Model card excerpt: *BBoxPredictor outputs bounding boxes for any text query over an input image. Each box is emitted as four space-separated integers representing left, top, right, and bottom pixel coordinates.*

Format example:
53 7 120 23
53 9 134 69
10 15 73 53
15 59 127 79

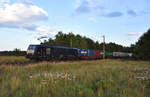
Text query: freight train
26 44 132 60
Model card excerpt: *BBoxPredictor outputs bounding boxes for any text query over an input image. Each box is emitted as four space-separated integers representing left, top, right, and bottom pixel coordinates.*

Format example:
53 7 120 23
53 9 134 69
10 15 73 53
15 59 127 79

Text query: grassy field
0 56 29 64
0 59 150 97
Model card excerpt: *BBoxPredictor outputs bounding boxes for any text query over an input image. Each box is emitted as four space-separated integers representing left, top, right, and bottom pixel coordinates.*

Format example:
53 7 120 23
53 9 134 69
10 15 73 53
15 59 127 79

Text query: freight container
88 50 94 56
94 50 100 57
78 49 88 56
105 51 113 57
100 51 113 57
128 53 133 57
120 52 128 57
113 52 121 57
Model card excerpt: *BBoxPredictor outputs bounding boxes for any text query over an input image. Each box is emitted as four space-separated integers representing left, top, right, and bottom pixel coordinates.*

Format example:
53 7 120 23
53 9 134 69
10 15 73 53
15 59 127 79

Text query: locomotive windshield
28 45 37 50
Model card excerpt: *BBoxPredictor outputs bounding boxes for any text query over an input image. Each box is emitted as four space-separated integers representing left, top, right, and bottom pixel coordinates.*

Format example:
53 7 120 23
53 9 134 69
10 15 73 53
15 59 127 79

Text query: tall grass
0 56 29 64
0 59 150 97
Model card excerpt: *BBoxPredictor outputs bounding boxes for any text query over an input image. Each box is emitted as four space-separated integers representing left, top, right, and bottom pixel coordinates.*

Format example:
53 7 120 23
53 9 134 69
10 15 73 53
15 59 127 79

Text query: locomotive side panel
51 47 78 60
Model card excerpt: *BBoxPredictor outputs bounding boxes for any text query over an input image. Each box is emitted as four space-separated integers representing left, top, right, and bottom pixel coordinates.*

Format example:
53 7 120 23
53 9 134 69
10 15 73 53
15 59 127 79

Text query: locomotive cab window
28 45 36 50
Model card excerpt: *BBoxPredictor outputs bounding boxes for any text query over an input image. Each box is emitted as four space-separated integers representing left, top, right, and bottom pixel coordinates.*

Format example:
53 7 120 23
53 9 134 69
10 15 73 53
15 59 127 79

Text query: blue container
88 50 94 56
78 49 88 56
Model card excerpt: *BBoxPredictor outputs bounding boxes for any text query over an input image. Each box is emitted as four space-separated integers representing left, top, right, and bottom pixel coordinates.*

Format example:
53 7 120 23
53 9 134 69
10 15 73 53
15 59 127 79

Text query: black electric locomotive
26 44 78 60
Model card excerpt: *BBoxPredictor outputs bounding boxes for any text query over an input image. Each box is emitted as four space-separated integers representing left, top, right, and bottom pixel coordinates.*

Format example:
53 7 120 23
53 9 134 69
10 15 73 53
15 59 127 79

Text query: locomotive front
26 45 37 59
26 44 52 60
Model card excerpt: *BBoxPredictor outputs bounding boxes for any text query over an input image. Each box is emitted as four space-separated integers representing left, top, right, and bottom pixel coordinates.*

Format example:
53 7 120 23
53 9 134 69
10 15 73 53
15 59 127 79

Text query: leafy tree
80 37 88 49
134 29 150 60
95 41 100 50
99 42 125 52
73 34 82 48
86 38 95 49
13 48 21 56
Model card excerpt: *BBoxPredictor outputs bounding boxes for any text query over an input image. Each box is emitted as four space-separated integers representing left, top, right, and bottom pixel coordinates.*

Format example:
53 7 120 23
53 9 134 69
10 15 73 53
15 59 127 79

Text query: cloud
36 26 61 37
88 17 97 22
0 0 10 7
104 12 123 18
127 10 137 16
74 0 123 18
75 0 91 13
35 26 73 39
74 0 149 17
127 32 142 37
0 0 9 3
74 0 103 14
0 3 48 30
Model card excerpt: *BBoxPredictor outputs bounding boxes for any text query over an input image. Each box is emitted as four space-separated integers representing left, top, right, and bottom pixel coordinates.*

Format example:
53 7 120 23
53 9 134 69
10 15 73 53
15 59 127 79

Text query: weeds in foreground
0 56 29 64
0 59 150 97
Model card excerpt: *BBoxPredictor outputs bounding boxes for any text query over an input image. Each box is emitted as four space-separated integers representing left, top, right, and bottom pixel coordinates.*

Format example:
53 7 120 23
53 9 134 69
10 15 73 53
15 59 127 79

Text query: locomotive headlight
27 50 35 55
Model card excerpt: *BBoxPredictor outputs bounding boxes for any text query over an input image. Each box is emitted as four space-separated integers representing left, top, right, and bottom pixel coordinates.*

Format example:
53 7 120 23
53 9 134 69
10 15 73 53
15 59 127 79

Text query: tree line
42 31 132 52
42 29 150 60
0 48 26 56
132 29 150 60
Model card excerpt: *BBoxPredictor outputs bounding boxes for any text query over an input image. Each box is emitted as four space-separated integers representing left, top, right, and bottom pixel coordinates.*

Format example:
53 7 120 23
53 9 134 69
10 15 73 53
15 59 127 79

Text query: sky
0 0 150 51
